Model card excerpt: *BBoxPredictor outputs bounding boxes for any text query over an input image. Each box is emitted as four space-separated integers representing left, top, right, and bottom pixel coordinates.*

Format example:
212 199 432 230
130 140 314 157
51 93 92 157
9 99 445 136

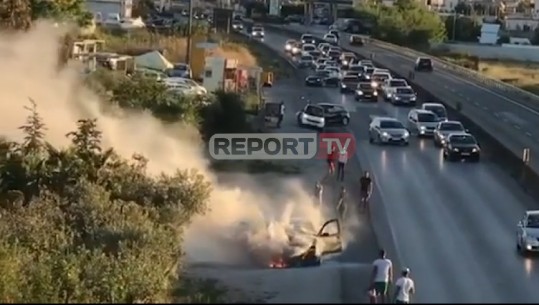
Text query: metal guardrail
262 22 539 111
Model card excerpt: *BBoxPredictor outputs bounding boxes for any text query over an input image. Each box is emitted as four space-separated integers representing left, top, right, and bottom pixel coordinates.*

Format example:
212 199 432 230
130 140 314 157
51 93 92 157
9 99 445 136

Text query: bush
355 0 446 47
199 91 253 141
0 101 212 302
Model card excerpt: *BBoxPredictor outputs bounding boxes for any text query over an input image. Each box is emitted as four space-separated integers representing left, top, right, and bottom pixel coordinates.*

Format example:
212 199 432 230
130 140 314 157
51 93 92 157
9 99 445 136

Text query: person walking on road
337 149 348 182
394 268 415 304
360 171 373 213
327 146 337 176
370 249 393 304
277 101 285 127
314 181 323 207
336 186 346 218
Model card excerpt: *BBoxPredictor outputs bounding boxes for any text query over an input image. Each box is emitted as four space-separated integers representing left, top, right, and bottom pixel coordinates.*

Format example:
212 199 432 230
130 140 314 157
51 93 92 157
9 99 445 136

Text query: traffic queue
284 30 481 163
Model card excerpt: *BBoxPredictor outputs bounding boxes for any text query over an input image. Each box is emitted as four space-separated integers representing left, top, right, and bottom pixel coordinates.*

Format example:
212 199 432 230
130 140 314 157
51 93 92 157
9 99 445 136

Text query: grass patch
227 33 295 79
433 51 539 95
211 160 301 174
173 278 228 303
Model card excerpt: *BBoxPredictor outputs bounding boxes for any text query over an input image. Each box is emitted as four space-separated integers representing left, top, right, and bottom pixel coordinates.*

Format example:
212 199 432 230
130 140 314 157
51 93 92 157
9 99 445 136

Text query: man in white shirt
336 150 348 181
277 101 285 127
370 249 393 303
394 268 415 304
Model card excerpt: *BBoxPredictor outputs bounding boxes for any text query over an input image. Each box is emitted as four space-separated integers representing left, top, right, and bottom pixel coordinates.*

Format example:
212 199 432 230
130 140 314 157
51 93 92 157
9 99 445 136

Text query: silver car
433 120 466 147
407 109 439 137
517 210 539 254
390 86 417 106
369 116 410 145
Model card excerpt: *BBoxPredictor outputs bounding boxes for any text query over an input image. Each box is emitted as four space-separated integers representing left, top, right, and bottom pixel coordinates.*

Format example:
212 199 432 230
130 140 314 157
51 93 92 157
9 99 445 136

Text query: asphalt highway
266 23 539 176
261 29 539 303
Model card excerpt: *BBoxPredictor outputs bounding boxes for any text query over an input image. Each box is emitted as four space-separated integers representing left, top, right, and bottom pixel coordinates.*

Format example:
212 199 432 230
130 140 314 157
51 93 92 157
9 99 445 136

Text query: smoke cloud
0 22 360 268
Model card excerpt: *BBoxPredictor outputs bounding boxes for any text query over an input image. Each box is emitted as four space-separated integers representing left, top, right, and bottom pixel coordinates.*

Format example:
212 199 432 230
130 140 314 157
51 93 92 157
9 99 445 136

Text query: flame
268 256 288 269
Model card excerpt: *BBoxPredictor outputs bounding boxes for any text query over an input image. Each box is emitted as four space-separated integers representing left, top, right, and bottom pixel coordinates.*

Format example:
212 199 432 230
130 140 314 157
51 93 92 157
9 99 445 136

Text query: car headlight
394 96 401 100
387 93 392 97
403 131 410 138
342 61 348 65
472 148 478 152
410 96 416 101
382 132 389 137
341 83 347 88
371 82 378 87
365 75 371 79
453 148 459 152
356 90 363 95
285 45 291 50
292 47 299 53
420 126 426 130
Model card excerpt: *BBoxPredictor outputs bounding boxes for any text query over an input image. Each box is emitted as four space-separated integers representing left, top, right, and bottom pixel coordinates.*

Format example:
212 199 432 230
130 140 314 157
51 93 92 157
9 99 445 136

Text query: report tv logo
209 133 356 160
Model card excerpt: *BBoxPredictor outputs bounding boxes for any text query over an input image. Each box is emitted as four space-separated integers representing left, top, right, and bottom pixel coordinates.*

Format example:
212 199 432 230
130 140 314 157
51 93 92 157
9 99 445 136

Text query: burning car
235 218 343 269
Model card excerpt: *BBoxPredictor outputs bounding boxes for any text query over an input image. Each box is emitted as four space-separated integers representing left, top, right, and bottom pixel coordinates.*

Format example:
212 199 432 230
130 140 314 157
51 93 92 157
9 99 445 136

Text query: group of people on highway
370 249 416 304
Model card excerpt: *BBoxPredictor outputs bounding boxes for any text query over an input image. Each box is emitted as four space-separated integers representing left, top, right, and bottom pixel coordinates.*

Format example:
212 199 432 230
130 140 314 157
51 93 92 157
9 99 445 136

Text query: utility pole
185 0 194 64
452 11 457 41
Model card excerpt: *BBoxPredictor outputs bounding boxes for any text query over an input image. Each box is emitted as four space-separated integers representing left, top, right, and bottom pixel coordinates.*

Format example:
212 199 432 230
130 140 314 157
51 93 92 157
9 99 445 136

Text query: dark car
301 34 316 45
415 57 433 72
349 35 365 46
315 70 339 87
443 133 481 162
355 82 377 101
305 75 323 87
340 75 360 93
318 103 351 126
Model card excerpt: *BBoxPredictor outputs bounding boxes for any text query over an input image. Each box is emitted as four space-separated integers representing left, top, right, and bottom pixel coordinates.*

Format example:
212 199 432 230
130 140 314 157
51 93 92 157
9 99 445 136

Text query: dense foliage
0 101 212 302
87 70 253 141
355 0 446 47
0 0 92 30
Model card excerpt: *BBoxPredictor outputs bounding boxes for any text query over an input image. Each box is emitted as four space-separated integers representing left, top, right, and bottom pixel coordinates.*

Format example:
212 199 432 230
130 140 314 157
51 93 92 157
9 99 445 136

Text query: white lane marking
482 106 488 111
514 125 521 130
493 113 499 118
502 118 509 122
526 132 532 137
474 102 480 106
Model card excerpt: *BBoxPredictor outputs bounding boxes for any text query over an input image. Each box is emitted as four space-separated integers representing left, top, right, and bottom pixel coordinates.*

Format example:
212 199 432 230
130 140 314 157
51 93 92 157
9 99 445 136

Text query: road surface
261 29 539 303
263 23 539 176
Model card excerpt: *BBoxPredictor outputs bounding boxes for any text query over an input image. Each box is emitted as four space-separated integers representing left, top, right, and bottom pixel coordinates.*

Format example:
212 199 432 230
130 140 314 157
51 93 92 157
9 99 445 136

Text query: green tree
0 102 214 302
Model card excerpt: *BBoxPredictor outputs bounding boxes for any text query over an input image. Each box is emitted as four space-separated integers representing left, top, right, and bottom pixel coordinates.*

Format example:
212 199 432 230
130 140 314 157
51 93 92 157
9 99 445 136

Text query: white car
369 116 410 145
517 210 539 254
421 103 448 122
251 26 264 37
324 34 338 44
285 39 296 52
371 71 392 89
302 44 317 53
407 109 440 136
381 78 408 100
297 104 325 128
297 54 314 68
359 60 374 67
163 77 207 95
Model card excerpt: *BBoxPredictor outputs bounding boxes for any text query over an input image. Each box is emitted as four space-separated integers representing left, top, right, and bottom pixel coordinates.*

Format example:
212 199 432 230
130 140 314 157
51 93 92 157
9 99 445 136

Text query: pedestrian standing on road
337 149 348 182
327 146 336 175
277 101 285 127
360 171 373 213
336 186 346 218
394 268 415 304
370 249 393 304
314 181 323 207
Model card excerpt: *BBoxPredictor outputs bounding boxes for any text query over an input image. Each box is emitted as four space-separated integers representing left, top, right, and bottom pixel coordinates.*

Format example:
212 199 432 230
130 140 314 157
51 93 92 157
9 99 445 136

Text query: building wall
86 0 133 21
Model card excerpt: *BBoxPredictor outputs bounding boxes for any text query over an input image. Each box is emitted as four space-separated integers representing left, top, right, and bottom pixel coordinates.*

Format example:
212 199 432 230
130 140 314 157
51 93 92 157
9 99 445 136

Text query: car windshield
253 27 263 31
301 56 313 61
365 68 375 74
304 45 315 51
173 64 188 71
440 122 463 131
305 106 323 116
396 88 414 94
316 71 330 77
343 76 358 82
417 113 438 122
233 21 241 25
359 83 372 89
373 74 389 81
390 80 407 87
380 120 404 129
527 215 539 228
329 51 340 57
349 66 363 72
425 106 446 117
450 135 476 145
302 35 314 40
419 59 432 66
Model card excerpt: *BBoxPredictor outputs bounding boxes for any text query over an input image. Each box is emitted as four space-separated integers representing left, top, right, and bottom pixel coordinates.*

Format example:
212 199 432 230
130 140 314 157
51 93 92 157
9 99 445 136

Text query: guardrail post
519 148 531 184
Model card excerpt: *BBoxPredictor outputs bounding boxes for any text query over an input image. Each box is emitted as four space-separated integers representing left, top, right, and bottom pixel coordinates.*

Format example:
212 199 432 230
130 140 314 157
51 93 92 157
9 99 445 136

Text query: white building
86 0 133 23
